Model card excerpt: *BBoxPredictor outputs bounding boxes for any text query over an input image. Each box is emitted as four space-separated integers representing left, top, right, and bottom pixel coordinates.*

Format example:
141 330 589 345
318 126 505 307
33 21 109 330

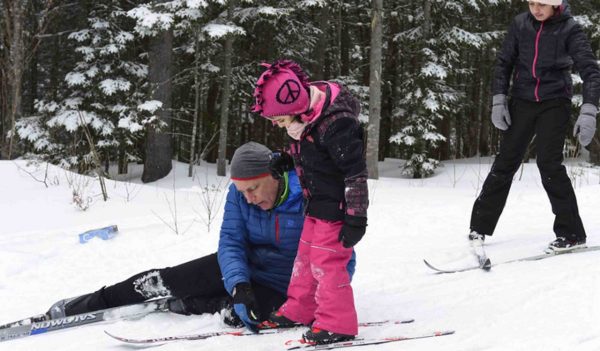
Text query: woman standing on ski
251 60 368 345
469 0 600 251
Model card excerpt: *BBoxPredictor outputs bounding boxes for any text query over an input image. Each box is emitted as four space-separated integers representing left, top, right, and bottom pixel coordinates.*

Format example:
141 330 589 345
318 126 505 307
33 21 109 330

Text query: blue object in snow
78 225 119 244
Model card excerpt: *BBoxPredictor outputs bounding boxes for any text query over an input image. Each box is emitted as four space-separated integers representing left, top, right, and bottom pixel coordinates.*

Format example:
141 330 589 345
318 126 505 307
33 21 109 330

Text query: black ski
285 330 455 350
423 258 490 274
0 297 170 342
104 318 415 345
424 245 600 274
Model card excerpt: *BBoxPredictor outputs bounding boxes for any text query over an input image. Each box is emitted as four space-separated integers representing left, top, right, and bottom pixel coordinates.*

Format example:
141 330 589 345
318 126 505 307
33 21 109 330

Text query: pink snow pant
279 215 358 336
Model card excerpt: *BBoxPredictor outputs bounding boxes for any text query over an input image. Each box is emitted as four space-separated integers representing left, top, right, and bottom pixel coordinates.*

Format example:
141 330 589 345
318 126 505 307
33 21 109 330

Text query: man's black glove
167 295 231 316
269 151 294 179
232 283 261 333
338 215 367 248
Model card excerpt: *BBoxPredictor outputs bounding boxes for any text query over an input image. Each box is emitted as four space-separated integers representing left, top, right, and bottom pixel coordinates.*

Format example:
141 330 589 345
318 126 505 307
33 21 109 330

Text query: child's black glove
338 215 367 248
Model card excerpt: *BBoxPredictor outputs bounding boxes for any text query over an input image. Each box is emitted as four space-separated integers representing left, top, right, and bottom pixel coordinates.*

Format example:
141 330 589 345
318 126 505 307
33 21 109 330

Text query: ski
0 314 50 331
0 297 170 342
423 259 488 274
424 245 600 274
104 318 415 345
285 330 455 350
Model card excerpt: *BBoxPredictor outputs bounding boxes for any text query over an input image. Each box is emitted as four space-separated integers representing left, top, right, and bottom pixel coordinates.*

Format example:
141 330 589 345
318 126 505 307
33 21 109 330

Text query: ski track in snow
1 159 599 350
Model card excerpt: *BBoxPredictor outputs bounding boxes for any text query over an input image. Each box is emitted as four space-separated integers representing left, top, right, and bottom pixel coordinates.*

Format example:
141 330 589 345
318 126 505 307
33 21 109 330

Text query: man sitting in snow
47 142 355 331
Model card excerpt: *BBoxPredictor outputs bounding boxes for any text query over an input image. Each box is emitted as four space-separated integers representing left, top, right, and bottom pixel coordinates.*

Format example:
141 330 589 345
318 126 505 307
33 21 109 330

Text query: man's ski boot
46 290 108 319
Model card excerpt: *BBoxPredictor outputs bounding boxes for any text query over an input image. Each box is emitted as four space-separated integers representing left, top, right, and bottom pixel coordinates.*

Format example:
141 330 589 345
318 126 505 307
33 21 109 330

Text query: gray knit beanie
230 142 273 180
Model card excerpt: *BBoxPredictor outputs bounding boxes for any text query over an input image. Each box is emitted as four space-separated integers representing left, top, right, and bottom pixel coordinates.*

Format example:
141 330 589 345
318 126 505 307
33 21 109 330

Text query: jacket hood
558 0 571 19
548 0 571 23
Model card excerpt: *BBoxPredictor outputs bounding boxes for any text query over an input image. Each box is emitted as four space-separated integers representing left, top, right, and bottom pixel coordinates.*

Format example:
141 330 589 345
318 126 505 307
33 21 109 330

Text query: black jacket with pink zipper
493 1 600 107
287 82 368 222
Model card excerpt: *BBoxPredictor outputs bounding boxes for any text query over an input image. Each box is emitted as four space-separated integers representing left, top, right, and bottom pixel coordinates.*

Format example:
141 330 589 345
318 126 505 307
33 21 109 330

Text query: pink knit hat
252 60 311 119
527 0 561 5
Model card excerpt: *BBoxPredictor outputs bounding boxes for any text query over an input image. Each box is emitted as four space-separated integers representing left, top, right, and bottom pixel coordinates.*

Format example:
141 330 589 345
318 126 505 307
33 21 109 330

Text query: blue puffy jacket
218 171 356 295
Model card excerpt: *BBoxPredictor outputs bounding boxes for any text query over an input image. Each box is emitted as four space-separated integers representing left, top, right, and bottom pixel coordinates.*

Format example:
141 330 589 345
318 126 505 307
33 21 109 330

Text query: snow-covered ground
1 157 599 351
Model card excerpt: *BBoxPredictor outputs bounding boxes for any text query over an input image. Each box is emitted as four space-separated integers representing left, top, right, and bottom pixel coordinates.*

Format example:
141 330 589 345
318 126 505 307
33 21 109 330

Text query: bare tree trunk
118 147 128 174
311 5 328 80
335 1 342 77
422 0 431 38
217 0 235 176
0 68 6 157
142 26 173 183
366 0 383 179
339 4 350 77
475 56 484 156
590 40 600 165
1 0 54 159
3 1 26 159
189 33 202 177
27 0 40 117
479 13 493 156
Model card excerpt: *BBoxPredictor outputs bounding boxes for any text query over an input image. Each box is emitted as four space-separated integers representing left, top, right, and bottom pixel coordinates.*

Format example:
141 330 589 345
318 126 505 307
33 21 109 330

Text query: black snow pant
66 253 286 321
470 97 586 242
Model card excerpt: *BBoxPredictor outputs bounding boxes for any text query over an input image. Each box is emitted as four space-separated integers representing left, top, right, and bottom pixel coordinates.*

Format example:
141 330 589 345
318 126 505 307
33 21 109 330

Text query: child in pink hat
251 60 368 345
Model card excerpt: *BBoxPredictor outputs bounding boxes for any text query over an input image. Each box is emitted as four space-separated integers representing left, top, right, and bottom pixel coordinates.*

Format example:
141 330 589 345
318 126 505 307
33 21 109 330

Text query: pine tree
15 0 153 173
389 0 495 178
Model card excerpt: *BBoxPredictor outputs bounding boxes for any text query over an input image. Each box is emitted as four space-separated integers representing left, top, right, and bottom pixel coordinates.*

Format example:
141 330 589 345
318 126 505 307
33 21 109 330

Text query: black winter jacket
493 2 600 106
288 82 368 222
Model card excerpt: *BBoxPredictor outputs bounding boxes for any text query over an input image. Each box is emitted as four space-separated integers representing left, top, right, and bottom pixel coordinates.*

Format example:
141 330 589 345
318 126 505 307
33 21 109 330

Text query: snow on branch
440 27 485 48
297 0 327 7
421 62 447 79
118 115 144 133
184 0 208 8
234 7 290 23
127 1 210 36
573 15 593 28
394 27 422 41
138 100 163 113
66 72 88 87
127 5 174 36
69 29 91 42
99 78 132 96
202 23 245 39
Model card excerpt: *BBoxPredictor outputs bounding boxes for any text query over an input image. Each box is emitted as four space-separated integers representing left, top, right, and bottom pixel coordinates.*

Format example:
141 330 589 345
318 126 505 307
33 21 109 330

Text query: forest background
2 0 600 183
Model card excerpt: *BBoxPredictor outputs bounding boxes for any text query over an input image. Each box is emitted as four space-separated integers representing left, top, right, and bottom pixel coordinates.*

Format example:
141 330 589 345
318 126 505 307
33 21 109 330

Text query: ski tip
104 330 118 339
423 259 437 270
104 330 130 343
104 330 123 340
423 259 462 274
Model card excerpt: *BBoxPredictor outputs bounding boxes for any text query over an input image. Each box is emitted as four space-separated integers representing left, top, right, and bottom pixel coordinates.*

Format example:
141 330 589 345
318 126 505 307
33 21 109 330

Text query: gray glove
573 103 598 147
491 94 511 131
